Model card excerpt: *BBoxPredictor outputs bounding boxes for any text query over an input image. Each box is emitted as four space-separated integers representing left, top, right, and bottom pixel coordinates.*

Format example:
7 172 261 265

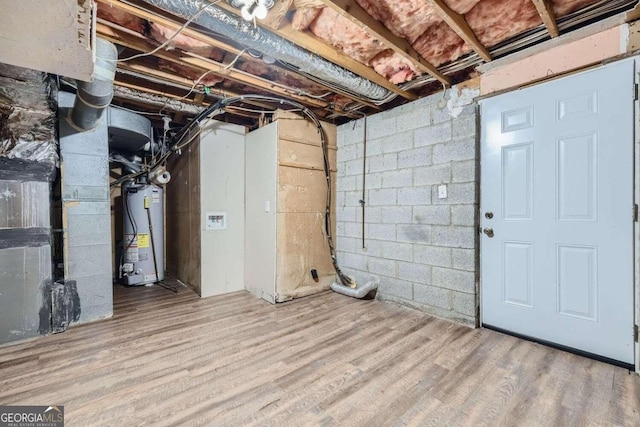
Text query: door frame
477 57 639 373
633 58 640 374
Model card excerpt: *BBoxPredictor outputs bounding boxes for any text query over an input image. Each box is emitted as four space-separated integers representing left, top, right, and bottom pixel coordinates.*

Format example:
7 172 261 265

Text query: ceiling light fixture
227 0 274 21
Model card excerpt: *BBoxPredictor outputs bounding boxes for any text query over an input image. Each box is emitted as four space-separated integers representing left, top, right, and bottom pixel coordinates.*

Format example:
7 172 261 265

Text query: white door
481 60 635 365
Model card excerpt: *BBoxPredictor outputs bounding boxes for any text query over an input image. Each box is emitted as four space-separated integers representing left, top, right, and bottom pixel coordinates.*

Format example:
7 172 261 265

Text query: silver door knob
483 227 494 238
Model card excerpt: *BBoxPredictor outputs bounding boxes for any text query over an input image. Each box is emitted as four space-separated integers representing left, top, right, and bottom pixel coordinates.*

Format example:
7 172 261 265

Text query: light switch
438 185 447 199
264 200 271 212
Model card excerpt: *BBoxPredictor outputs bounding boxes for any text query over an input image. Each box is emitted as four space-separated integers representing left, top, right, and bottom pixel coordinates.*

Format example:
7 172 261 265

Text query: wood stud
531 0 561 38
318 0 451 86
429 0 492 62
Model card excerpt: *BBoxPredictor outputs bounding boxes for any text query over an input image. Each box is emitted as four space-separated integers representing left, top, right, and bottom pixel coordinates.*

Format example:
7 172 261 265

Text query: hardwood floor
0 284 638 426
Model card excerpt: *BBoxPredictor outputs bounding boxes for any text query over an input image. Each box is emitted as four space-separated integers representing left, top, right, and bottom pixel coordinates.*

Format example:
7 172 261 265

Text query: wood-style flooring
0 285 638 426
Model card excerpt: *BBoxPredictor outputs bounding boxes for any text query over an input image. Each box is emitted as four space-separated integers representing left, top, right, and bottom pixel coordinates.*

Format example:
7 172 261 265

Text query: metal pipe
71 38 118 130
145 196 160 284
111 154 142 175
138 0 392 101
360 117 367 249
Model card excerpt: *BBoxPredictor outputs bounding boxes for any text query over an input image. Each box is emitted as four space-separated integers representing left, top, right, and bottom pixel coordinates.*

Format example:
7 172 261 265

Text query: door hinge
635 325 638 343
635 83 639 101
634 204 638 222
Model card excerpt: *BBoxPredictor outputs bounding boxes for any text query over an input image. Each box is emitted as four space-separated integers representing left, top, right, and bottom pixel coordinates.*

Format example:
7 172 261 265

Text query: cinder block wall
336 88 479 326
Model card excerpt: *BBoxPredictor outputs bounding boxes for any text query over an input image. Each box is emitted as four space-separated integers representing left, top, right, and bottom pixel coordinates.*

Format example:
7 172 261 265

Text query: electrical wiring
111 94 354 287
275 60 378 105
224 105 276 114
158 48 248 113
285 89 334 100
115 105 168 116
108 0 222 63
173 124 206 151
224 105 304 115
120 187 138 279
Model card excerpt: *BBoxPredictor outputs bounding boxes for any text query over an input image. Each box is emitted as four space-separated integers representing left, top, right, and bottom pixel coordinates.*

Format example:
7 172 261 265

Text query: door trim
633 58 640 374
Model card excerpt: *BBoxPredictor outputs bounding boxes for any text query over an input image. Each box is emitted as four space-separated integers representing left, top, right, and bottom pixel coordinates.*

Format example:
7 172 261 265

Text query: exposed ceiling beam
96 0 243 56
294 0 324 7
215 2 417 101
277 23 417 101
112 53 364 119
115 64 299 114
113 86 203 115
114 78 258 122
115 79 202 103
428 0 491 62
97 0 378 109
261 0 294 30
317 0 451 86
531 0 560 38
97 21 335 108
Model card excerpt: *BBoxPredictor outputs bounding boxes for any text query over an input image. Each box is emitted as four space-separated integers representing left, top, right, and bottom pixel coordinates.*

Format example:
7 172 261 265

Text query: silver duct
138 0 393 101
331 281 378 299
111 154 142 175
71 38 118 131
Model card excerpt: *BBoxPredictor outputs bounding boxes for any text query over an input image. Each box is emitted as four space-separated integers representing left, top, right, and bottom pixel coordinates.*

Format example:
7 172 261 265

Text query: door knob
483 227 494 238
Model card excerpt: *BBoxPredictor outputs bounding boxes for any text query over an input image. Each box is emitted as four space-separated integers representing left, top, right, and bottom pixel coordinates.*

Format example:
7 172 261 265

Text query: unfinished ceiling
94 0 638 126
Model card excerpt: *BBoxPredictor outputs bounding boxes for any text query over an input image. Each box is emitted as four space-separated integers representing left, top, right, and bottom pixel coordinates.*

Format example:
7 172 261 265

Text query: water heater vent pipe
70 38 117 131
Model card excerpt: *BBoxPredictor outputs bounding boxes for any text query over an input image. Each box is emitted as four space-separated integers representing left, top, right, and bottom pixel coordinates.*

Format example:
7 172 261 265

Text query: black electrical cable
121 186 138 279
111 94 354 287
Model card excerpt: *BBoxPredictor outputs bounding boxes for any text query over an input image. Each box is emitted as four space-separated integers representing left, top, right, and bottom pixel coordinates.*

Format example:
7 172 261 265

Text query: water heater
121 181 164 285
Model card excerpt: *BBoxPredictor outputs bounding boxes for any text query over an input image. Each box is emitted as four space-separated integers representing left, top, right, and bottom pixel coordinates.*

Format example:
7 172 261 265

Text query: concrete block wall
336 88 479 326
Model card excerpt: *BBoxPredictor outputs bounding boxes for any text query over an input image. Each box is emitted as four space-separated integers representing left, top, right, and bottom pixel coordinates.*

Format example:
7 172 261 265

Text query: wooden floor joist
531 0 560 38
96 0 385 110
429 0 492 62
0 285 638 425
318 0 451 86
214 2 418 101
96 22 335 109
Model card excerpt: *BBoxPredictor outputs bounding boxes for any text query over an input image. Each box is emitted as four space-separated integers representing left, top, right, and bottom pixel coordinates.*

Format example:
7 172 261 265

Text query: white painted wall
199 121 246 297
244 122 278 303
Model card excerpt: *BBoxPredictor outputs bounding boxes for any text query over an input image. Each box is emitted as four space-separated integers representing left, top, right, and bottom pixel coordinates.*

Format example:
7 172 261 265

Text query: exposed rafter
293 0 324 7
97 21 338 109
214 2 418 101
96 0 243 56
317 0 451 86
96 0 384 110
114 85 204 115
115 64 299 113
429 0 491 62
531 0 560 38
277 23 417 101
261 0 294 30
